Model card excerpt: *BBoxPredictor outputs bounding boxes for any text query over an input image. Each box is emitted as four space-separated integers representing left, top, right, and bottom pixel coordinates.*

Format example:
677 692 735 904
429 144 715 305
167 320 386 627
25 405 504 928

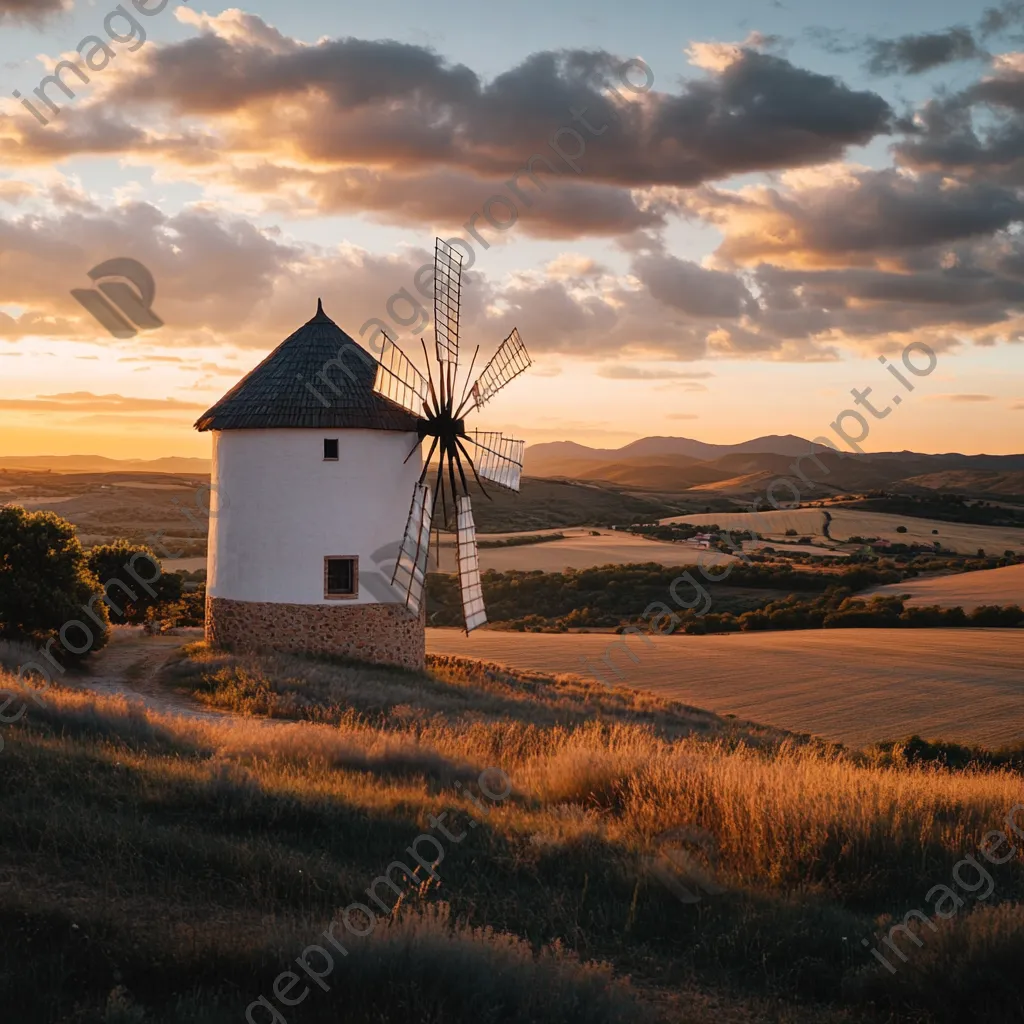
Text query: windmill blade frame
373 333 430 417
456 495 487 633
433 239 462 366
464 431 525 493
391 482 433 615
463 328 530 413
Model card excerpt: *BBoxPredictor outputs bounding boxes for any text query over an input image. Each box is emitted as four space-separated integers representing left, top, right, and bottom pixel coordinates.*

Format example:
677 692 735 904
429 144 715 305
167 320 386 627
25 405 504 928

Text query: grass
1 644 1023 1023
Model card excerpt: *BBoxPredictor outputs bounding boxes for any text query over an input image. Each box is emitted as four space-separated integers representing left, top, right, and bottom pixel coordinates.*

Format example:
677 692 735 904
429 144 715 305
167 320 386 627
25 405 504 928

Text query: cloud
866 28 985 75
684 168 1024 267
0 392 207 413
597 365 714 379
979 1 1024 37
632 253 757 318
928 392 996 402
895 55 1024 183
0 0 68 24
0 14 892 236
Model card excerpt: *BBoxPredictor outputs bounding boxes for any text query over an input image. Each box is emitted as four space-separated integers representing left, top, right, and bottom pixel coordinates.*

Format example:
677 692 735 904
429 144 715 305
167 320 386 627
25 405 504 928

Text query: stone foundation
206 596 425 670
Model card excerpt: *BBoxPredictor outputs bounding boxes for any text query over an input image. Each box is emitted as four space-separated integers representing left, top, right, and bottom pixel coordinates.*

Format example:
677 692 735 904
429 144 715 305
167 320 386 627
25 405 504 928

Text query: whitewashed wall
207 428 422 605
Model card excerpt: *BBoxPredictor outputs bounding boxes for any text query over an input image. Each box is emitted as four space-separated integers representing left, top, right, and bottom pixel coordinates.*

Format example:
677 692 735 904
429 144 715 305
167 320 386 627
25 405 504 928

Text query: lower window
324 556 358 599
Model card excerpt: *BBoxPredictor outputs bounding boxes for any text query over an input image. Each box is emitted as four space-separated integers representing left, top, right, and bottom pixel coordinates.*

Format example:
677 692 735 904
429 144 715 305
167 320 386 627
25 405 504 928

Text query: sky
0 0 1023 458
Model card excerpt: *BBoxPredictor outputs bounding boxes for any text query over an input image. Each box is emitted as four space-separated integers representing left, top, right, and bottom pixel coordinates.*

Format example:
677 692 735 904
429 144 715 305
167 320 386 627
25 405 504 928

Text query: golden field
426 627 1024 748
864 562 1024 611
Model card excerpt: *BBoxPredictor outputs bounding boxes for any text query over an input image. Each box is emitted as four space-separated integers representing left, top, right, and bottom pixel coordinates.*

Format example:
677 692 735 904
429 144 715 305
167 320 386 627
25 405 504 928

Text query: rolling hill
524 434 833 476
524 436 1024 499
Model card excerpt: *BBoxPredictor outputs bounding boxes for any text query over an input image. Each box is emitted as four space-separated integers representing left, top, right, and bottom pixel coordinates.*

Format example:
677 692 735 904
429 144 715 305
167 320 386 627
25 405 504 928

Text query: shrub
87 541 182 625
0 505 109 655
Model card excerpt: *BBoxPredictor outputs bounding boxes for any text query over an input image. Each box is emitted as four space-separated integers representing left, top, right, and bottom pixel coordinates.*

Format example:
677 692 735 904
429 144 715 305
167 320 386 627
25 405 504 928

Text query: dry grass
2 646 1023 1023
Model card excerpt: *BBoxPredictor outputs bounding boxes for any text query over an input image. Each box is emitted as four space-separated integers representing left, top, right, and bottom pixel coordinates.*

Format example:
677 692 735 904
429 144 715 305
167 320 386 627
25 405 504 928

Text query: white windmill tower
195 240 531 668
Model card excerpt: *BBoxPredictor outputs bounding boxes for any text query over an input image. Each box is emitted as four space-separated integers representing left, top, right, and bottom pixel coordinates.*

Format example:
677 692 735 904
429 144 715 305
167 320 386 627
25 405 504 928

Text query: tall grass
1 646 1022 1023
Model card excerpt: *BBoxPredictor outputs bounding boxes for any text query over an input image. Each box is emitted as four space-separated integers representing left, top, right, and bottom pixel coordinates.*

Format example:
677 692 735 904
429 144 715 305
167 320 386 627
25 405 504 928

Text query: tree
86 541 182 625
0 506 110 655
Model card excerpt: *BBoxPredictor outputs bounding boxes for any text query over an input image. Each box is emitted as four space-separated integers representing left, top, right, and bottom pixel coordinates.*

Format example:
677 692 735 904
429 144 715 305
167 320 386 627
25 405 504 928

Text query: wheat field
426 628 1024 748
863 563 1024 610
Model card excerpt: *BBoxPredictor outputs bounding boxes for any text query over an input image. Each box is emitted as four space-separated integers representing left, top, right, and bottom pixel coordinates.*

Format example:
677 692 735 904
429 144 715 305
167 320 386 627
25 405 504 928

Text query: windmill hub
416 413 466 440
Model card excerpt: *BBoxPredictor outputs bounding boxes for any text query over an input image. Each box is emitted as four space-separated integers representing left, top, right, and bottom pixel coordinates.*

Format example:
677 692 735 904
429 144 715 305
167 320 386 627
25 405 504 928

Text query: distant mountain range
526 434 836 467
0 455 211 474
523 435 1024 498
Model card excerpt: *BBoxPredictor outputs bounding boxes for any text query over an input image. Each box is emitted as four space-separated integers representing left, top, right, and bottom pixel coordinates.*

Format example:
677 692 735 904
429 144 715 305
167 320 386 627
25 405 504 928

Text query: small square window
323 438 339 461
324 556 357 599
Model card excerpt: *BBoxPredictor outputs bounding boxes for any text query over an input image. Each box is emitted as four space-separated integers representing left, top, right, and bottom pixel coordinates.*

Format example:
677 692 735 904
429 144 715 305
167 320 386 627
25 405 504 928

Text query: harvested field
425 627 1024 749
663 507 1024 555
742 540 848 558
863 563 1024 611
430 526 735 572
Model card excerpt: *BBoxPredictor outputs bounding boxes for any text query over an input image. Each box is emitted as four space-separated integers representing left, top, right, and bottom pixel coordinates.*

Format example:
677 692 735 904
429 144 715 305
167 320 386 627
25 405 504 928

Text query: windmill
372 239 532 632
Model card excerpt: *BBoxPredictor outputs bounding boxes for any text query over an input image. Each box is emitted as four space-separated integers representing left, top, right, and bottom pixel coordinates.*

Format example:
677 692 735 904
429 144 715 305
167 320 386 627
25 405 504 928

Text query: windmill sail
392 482 433 614
373 334 429 417
464 431 525 492
433 239 462 366
467 329 530 410
387 237 532 631
456 496 487 632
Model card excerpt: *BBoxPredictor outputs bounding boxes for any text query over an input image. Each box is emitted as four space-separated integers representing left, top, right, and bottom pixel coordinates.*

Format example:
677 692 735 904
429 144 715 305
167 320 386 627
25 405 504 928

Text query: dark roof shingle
195 301 420 433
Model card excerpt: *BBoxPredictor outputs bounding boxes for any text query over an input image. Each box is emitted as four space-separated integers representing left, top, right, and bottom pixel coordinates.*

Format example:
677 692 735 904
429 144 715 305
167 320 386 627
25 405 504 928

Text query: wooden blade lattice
464 431 525 493
373 333 430 416
391 482 433 615
434 240 462 366
467 329 530 411
456 495 487 632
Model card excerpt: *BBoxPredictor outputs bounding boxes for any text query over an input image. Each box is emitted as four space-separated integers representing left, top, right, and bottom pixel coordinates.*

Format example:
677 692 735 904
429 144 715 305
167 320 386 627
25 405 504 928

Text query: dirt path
69 627 224 721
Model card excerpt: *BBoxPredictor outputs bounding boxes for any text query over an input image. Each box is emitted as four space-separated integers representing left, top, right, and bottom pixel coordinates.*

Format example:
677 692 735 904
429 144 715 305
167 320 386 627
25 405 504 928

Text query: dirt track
69 627 221 720
427 627 1024 749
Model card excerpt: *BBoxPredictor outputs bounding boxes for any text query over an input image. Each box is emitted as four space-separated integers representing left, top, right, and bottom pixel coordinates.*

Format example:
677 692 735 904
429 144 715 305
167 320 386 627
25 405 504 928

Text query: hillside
465 477 684 531
901 470 1024 498
3 634 1023 1023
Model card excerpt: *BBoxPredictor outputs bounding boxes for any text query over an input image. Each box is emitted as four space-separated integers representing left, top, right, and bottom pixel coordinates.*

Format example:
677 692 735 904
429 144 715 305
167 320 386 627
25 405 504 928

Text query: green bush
0 505 109 655
87 542 182 625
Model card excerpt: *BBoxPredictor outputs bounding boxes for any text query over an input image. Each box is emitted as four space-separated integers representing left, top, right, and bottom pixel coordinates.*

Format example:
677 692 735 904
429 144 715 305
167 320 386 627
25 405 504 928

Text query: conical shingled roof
195 301 421 433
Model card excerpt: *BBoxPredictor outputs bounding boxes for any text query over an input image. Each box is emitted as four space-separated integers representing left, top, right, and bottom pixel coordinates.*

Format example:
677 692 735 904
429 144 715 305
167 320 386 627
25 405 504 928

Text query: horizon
4 428 1024 463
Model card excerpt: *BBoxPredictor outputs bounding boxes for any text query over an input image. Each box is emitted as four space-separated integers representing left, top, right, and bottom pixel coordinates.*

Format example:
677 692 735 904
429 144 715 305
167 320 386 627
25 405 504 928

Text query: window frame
323 438 340 461
324 556 359 600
